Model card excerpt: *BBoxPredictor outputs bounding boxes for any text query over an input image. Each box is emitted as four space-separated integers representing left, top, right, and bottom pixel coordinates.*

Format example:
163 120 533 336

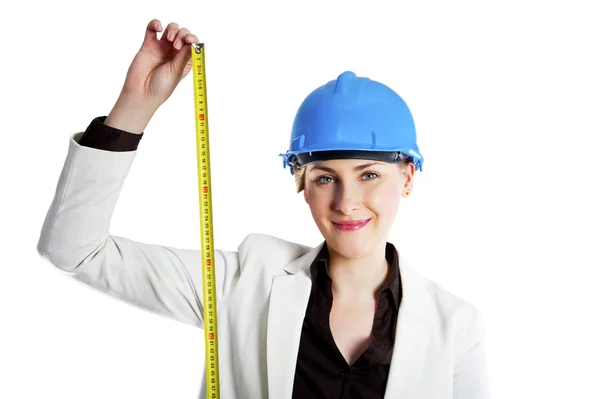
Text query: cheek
305 187 332 217
369 182 402 215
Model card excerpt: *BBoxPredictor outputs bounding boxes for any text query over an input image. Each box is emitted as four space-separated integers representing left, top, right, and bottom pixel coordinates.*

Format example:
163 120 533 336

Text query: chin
322 223 380 260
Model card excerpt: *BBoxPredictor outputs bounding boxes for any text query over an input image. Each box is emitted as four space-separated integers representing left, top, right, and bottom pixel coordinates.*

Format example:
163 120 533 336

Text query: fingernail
168 32 175 41
174 40 182 49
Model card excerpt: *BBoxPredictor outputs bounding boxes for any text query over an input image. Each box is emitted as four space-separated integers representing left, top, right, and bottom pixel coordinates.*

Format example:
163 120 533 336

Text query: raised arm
36 19 243 328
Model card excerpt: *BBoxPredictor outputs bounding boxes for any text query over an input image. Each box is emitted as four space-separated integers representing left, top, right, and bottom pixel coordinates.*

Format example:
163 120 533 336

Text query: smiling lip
332 218 372 231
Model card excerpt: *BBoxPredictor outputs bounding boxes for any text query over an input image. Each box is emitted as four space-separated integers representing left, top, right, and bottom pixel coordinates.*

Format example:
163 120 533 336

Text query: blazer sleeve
36 129 246 328
453 305 493 399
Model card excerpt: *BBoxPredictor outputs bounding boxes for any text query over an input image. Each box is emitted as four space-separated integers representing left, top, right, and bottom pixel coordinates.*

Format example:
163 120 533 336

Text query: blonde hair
293 163 307 193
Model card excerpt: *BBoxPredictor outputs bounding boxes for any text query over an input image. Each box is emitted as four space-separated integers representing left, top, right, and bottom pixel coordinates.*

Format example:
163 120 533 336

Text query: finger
144 19 163 42
183 34 199 44
173 27 191 50
161 22 180 42
173 42 193 76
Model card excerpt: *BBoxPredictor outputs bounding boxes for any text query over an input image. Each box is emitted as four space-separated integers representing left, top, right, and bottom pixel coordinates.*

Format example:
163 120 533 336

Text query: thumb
172 43 193 77
179 60 193 83
143 19 163 44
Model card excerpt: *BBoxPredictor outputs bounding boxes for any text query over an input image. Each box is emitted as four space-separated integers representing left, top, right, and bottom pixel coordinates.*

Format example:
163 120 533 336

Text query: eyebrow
309 162 383 173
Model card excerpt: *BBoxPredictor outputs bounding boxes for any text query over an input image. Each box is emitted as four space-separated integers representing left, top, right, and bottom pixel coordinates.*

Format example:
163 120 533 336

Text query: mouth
332 218 372 231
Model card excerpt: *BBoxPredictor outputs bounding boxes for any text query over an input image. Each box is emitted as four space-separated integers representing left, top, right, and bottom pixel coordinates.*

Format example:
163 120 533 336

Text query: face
303 158 414 260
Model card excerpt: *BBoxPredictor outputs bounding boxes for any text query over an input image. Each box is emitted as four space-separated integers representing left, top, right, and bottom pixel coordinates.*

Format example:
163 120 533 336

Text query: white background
2 0 599 398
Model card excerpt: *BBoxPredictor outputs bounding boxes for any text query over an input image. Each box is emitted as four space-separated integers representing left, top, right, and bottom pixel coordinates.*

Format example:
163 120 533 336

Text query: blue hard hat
279 71 423 174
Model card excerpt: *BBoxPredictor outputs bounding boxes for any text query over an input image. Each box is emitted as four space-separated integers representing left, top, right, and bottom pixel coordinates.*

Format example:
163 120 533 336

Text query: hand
121 19 199 107
104 19 200 133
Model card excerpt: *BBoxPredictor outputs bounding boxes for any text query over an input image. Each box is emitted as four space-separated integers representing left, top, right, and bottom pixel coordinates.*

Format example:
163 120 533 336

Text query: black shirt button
340 372 350 381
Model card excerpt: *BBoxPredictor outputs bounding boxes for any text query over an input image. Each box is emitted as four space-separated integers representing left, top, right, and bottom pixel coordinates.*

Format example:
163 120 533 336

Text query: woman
36 19 491 399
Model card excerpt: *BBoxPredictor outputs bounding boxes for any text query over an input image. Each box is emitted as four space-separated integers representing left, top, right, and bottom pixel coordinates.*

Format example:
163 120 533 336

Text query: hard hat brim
280 148 423 174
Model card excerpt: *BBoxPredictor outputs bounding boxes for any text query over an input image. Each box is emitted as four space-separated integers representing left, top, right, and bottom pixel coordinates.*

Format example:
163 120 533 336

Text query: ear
400 162 415 196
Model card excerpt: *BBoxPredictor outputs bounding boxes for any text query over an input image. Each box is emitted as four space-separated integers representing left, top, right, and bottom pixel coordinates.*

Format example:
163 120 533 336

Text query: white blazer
37 132 492 399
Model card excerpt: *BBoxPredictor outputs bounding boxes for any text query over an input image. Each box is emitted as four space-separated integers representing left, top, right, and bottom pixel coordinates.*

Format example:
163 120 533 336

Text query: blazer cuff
77 116 144 151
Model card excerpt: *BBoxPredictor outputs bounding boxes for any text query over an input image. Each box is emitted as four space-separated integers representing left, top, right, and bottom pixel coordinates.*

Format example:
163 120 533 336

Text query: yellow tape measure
191 43 220 399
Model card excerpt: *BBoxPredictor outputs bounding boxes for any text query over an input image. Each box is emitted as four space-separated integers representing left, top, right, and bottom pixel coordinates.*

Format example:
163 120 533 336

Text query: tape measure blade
192 42 220 399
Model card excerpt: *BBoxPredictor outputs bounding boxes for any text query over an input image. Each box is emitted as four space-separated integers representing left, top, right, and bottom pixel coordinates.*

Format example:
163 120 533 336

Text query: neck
327 242 390 302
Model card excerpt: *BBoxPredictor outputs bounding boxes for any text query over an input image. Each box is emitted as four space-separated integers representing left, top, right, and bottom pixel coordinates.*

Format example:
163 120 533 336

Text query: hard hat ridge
333 70 355 95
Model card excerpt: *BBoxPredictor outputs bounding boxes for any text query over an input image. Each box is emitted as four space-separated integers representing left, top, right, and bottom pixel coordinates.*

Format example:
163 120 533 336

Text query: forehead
308 159 389 172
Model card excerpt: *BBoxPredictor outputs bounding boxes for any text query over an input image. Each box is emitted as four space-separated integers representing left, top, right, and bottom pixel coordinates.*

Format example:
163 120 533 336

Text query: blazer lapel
264 243 435 398
384 253 436 398
266 243 324 399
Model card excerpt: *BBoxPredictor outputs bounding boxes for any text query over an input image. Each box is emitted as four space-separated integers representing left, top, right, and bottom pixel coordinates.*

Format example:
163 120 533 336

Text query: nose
333 182 361 215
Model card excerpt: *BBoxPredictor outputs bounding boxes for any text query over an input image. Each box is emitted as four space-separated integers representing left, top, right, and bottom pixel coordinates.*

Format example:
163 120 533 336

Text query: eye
362 171 380 180
315 175 335 185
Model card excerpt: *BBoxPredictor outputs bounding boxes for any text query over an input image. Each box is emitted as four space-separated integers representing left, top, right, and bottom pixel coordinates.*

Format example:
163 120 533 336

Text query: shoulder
398 253 486 346
433 279 484 326
235 233 314 270
399 254 484 322
427 278 483 319
420 274 487 350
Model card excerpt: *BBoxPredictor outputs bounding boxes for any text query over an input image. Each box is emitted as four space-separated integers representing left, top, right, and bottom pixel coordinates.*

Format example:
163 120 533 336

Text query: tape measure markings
191 42 220 399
